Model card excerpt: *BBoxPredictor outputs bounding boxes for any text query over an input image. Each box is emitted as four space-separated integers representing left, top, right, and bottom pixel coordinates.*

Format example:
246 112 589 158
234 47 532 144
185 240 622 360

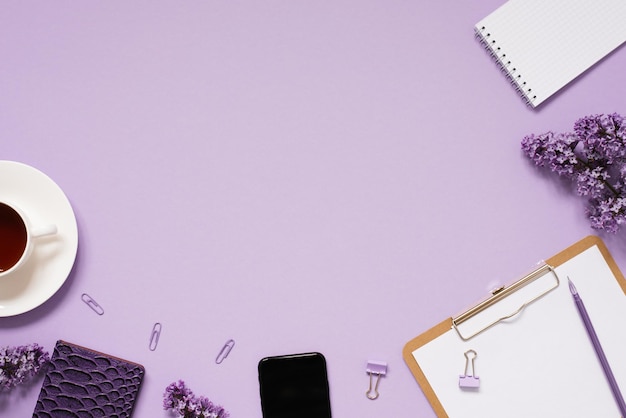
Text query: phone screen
258 352 332 418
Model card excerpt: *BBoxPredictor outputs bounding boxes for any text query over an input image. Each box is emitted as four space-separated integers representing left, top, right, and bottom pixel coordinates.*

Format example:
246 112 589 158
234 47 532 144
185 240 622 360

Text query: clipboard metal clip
452 263 560 341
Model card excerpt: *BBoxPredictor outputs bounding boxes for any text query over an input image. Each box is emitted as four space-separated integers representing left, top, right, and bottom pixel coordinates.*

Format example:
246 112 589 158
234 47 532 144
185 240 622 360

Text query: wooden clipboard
402 235 626 417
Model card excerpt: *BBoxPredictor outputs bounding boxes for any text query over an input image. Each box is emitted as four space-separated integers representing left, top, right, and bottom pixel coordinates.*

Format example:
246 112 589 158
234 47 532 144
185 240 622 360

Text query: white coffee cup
0 200 57 278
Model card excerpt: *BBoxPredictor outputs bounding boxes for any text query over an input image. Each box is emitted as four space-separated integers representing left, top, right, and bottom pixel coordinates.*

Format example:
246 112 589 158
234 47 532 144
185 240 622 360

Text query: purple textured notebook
33 340 145 418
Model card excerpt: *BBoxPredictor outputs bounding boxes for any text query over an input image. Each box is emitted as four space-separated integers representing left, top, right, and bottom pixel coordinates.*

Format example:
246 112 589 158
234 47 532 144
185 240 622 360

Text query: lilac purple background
2 1 626 417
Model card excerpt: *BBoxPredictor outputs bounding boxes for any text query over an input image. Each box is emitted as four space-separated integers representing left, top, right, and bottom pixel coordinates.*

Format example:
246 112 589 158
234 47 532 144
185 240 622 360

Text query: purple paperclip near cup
81 293 104 316
459 349 480 389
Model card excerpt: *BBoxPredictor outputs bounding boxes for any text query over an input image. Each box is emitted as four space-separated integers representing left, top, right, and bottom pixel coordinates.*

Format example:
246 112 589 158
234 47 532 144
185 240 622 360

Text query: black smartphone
258 352 332 418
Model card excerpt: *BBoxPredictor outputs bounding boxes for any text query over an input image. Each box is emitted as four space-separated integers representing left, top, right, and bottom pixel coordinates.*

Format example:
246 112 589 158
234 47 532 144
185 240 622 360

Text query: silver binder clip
81 293 104 315
459 350 480 389
149 322 162 351
365 361 387 400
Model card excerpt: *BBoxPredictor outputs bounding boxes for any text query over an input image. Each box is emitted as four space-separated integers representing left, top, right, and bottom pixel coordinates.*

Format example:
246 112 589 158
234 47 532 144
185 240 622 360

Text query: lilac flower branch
0 344 50 391
521 113 626 233
163 380 229 418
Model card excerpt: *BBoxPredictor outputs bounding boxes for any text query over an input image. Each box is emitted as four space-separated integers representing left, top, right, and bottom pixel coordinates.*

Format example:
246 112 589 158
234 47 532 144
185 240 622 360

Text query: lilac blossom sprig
0 344 50 391
163 380 229 418
521 113 626 233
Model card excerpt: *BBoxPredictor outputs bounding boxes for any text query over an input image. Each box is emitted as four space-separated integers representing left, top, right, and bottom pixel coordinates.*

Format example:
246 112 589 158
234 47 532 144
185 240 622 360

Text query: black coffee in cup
0 202 28 272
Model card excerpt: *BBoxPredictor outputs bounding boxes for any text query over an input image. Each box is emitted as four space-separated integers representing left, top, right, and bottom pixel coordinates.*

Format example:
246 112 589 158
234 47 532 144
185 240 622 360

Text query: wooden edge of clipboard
402 317 452 417
546 235 626 289
401 235 626 418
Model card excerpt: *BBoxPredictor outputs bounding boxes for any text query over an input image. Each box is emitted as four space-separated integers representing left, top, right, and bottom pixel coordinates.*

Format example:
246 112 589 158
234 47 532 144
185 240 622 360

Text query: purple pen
568 278 626 416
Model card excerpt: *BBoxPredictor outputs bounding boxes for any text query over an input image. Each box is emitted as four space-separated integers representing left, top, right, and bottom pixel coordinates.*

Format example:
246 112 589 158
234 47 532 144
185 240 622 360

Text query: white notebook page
475 0 626 107
412 245 626 417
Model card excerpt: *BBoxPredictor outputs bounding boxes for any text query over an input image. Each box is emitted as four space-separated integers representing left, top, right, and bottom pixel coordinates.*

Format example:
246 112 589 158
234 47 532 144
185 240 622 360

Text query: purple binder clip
459 350 480 389
366 361 387 400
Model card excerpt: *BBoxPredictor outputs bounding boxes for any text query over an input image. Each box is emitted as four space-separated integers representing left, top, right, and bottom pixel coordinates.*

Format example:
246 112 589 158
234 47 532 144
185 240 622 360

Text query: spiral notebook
403 236 626 417
475 0 626 107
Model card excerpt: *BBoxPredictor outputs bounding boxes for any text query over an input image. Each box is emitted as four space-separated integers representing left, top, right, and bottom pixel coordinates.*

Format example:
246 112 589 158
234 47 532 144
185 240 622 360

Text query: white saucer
0 161 78 317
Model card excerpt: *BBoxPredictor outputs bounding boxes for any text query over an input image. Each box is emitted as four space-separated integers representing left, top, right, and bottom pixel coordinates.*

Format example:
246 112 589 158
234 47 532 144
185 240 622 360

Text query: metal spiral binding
474 26 537 106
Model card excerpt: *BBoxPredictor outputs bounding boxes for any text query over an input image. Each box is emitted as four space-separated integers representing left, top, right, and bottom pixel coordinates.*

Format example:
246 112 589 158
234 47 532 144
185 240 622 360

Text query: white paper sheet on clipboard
403 236 626 417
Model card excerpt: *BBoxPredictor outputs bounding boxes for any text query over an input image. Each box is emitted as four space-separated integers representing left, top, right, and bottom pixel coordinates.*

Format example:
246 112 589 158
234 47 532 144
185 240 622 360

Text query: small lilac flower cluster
522 113 626 232
163 380 229 418
0 344 49 390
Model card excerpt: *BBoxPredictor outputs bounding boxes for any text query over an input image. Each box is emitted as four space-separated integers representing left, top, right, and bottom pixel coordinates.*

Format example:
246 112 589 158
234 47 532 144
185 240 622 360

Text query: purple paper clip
81 293 104 316
365 361 387 400
459 350 480 389
149 323 162 351
215 339 235 364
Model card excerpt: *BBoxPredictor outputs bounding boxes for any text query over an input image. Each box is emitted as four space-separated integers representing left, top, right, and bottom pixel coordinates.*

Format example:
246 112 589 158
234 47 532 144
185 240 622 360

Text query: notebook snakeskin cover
33 340 145 417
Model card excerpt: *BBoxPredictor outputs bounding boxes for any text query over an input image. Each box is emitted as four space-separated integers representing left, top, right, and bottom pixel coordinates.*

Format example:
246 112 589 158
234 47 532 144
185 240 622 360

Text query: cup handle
31 225 58 238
